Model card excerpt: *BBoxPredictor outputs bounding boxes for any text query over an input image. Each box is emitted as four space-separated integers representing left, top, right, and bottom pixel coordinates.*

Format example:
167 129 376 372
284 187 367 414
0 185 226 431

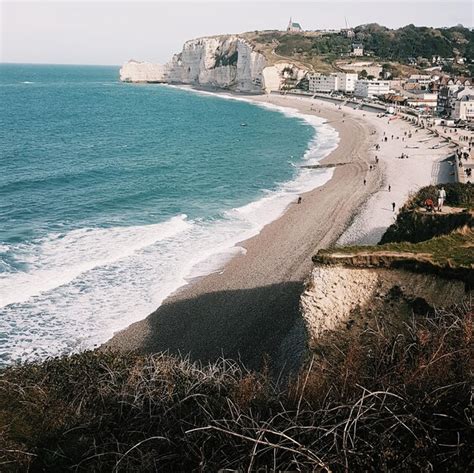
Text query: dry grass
0 302 472 472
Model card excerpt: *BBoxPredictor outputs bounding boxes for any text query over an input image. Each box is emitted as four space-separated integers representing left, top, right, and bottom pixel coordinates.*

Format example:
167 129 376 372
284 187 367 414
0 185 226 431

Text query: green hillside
243 24 474 76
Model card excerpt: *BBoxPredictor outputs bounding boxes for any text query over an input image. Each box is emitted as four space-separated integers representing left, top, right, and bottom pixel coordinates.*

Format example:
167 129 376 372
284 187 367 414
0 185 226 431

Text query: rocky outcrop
120 36 307 93
119 60 169 83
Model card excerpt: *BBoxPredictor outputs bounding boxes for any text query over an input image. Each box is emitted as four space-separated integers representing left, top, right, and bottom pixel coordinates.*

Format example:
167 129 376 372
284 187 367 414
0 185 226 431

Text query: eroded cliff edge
119 35 306 93
301 183 473 350
301 253 472 349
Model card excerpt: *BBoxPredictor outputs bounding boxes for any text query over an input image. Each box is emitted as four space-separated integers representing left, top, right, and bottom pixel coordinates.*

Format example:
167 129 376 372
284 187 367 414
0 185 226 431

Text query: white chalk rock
119 36 308 93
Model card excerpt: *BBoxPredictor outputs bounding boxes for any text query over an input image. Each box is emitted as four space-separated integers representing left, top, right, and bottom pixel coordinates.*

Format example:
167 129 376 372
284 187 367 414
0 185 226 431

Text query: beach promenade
105 93 452 372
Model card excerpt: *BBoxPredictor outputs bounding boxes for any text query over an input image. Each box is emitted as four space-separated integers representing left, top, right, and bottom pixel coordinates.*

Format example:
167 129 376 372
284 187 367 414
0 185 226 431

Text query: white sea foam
0 89 339 365
0 215 190 308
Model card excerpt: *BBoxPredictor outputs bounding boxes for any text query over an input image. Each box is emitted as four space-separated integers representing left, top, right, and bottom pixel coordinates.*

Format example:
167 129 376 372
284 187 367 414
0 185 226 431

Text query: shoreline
104 92 451 372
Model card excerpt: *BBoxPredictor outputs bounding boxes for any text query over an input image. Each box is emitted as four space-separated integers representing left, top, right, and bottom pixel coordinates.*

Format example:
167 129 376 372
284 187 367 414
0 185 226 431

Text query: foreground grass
0 304 472 472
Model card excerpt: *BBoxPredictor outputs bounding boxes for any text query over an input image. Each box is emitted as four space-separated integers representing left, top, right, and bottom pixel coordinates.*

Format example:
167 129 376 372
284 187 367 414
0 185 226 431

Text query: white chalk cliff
120 35 306 93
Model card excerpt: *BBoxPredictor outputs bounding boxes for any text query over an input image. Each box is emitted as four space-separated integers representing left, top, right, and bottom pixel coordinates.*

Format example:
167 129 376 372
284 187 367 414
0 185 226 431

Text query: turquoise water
0 64 337 364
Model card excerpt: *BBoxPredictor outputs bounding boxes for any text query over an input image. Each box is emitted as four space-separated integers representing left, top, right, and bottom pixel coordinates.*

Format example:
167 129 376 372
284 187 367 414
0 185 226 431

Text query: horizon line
0 61 121 67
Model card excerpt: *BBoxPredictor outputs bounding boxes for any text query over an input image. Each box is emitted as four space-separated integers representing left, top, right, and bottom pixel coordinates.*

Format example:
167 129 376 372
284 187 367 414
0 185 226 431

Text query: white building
287 18 303 33
406 93 438 109
407 74 432 85
352 43 364 56
453 95 474 121
354 79 390 98
308 73 338 93
338 73 358 92
308 73 358 93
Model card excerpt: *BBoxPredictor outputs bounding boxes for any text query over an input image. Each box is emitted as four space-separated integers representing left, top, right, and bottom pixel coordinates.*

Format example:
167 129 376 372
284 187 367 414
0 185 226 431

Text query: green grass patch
325 228 474 268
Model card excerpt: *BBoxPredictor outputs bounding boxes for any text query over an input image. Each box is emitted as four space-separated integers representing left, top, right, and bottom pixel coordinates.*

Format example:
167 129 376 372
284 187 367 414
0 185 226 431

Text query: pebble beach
105 92 453 371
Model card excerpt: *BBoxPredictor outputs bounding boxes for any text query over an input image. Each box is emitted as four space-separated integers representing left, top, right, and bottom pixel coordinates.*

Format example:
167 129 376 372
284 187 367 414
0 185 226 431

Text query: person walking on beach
388 185 391 192
363 179 367 186
297 196 302 204
392 202 396 212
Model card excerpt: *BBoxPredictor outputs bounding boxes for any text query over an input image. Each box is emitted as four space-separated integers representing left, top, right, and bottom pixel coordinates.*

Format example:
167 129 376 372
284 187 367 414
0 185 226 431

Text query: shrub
406 182 473 210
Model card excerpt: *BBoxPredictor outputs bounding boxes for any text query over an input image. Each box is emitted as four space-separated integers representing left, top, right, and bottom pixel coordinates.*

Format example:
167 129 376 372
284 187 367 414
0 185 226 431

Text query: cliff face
301 262 470 349
120 35 306 93
119 60 169 83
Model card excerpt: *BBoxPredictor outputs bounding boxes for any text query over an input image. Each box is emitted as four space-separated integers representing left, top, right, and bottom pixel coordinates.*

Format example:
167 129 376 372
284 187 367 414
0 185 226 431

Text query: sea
0 64 338 365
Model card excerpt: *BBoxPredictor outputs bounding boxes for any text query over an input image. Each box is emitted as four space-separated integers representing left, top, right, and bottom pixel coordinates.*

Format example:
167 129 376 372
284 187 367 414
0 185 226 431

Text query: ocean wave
0 89 340 365
0 215 190 309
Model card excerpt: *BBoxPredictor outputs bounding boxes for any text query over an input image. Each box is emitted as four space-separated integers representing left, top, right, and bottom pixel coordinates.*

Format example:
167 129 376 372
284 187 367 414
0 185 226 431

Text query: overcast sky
1 1 472 65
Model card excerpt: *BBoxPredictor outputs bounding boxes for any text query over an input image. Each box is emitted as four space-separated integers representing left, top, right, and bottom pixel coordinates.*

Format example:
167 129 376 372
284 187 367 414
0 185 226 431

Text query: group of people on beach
455 148 472 179
457 148 471 160
458 134 472 144
382 131 413 142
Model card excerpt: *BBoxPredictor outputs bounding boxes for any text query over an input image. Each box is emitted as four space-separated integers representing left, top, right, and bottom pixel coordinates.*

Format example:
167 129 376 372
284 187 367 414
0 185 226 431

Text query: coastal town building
340 28 355 38
439 76 472 87
286 18 303 33
407 74 433 86
352 43 364 56
452 95 474 121
437 84 474 117
406 92 438 109
337 73 358 92
425 66 443 73
354 79 390 98
308 73 338 93
381 93 408 106
437 86 453 117
308 72 358 94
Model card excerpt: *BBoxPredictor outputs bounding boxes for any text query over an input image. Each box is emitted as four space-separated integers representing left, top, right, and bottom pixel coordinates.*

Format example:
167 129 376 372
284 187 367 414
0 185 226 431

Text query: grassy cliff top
316 184 473 288
318 227 474 269
239 23 474 75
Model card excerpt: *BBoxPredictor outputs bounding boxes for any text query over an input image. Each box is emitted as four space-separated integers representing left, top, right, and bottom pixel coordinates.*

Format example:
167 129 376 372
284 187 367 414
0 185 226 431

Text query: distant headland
120 23 473 98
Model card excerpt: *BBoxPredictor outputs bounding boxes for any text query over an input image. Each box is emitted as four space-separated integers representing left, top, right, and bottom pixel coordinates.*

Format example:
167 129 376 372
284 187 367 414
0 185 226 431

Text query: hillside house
352 43 364 56
453 95 474 121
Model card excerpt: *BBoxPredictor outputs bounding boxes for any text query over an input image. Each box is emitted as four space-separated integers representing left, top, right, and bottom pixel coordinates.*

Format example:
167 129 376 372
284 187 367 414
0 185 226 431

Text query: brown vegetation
0 303 472 472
